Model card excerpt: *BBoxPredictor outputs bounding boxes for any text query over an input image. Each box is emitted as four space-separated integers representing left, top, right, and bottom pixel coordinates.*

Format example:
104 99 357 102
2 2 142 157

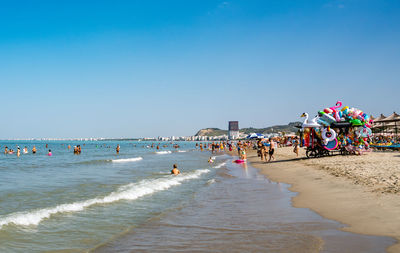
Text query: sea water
0 141 394 252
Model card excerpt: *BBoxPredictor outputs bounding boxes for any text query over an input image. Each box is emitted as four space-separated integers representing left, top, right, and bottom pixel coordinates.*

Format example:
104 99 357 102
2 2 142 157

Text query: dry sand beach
246 147 400 253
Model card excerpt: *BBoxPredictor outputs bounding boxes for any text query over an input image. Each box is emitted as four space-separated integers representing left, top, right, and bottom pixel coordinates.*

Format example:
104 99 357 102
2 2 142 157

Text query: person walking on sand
268 138 275 162
293 137 299 157
171 164 180 175
116 144 120 154
260 142 268 161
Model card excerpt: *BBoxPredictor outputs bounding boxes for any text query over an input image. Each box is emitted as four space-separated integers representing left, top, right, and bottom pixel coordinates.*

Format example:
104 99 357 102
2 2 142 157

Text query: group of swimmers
73 145 82 155
4 146 36 156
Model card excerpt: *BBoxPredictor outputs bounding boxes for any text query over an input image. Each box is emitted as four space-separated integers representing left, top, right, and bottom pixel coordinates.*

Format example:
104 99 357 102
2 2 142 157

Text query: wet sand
248 147 400 252
93 156 393 253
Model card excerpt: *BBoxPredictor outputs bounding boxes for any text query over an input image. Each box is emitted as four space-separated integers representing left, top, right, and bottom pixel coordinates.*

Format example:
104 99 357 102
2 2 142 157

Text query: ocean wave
213 162 227 169
155 151 172 154
206 179 216 185
111 157 143 163
0 169 210 229
177 150 187 153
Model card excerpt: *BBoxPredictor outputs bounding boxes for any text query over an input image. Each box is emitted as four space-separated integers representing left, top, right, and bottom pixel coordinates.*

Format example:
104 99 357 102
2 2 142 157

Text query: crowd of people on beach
371 135 400 148
2 135 398 178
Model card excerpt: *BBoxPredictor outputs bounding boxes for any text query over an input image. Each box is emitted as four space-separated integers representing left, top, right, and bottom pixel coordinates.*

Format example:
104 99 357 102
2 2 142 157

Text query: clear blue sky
1 0 399 138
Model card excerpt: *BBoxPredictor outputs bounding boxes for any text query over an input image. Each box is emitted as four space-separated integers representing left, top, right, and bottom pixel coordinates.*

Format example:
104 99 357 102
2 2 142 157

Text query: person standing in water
171 164 180 175
48 149 52 156
4 146 8 154
17 147 21 157
116 144 120 154
32 145 37 154
23 146 28 154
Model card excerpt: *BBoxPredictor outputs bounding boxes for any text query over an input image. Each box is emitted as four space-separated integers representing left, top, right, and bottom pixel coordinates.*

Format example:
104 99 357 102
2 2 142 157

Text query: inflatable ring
355 127 372 138
321 128 336 142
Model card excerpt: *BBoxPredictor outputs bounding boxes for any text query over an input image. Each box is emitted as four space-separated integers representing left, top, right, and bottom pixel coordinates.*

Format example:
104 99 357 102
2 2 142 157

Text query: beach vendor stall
300 101 373 158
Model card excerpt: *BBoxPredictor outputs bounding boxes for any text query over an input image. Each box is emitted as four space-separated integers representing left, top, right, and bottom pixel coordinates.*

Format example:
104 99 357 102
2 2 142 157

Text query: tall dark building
228 121 239 140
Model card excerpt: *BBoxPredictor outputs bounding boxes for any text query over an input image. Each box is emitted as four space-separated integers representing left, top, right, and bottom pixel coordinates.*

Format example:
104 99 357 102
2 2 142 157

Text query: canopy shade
380 112 400 123
246 133 265 139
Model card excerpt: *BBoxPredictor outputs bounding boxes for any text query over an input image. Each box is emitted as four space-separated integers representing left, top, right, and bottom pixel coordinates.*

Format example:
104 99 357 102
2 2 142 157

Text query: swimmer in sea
208 157 214 163
171 164 180 175
32 146 37 154
116 144 120 154
48 149 52 156
17 147 20 157
4 146 8 154
23 146 28 154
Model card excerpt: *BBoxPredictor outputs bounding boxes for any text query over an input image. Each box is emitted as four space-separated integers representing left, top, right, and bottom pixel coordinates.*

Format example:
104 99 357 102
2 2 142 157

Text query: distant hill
195 128 228 137
195 122 301 136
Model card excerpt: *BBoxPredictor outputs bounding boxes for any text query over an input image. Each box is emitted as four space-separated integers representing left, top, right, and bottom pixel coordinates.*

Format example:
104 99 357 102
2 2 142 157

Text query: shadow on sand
251 157 308 165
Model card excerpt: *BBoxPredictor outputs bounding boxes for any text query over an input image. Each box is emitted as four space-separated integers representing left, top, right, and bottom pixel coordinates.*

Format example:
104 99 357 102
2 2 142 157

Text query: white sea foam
213 162 227 169
111 157 143 163
155 151 172 154
206 179 216 185
177 150 187 153
0 169 210 229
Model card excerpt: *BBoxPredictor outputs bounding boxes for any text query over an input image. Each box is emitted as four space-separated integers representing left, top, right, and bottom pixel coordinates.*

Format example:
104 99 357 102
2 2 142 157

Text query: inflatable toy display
301 101 372 157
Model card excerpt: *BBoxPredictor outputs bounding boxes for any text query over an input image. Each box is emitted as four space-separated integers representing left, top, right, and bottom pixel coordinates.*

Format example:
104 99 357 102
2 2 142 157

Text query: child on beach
293 137 299 157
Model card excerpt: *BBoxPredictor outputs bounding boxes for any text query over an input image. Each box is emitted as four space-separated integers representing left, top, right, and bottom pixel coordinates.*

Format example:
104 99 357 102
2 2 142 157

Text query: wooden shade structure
372 112 400 137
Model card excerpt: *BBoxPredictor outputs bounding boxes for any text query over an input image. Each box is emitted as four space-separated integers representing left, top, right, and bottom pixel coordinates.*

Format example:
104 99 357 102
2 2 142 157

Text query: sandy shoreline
244 147 400 253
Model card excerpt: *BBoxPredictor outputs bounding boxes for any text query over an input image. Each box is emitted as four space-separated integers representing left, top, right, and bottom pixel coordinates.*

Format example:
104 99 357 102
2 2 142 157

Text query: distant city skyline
1 0 399 139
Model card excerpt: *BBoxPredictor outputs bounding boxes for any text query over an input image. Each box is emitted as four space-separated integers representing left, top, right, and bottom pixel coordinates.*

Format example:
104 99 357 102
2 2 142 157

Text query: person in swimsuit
17 147 21 157
293 137 299 157
268 138 275 162
116 144 120 154
4 146 8 154
48 149 52 156
240 148 247 160
32 146 37 154
171 164 180 175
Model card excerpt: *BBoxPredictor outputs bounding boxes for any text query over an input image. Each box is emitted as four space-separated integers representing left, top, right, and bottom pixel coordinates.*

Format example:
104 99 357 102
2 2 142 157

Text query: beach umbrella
247 133 265 139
